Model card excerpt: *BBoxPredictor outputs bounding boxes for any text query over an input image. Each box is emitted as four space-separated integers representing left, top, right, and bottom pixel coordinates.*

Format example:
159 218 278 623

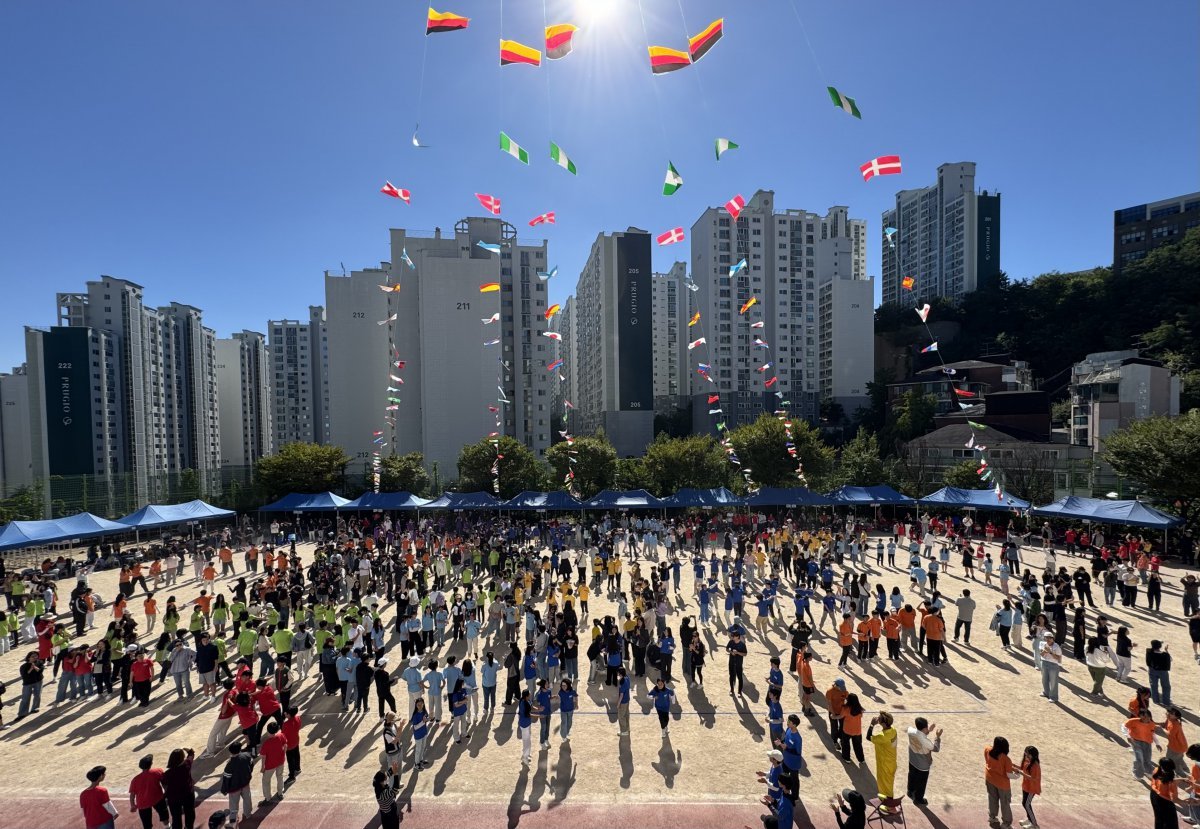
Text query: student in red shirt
233 691 261 755
253 678 282 741
984 737 1016 829
80 766 118 829
130 650 155 707
1018 746 1041 829
281 706 303 781
259 721 288 803
203 680 238 758
128 754 168 829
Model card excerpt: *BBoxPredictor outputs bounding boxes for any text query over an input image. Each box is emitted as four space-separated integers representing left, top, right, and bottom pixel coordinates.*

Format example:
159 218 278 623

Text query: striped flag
688 312 701 327
500 132 529 164
380 182 410 203
545 24 578 59
500 39 542 66
547 358 564 372
739 297 757 314
479 282 500 293
477 241 501 255
827 86 861 118
729 258 747 277
921 342 938 353
725 193 746 218
663 161 683 195
549 141 577 174
648 45 690 74
688 18 723 62
656 227 685 246
688 337 706 350
715 137 739 161
475 193 501 214
544 304 561 320
860 155 902 181
427 8 469 34
529 212 556 226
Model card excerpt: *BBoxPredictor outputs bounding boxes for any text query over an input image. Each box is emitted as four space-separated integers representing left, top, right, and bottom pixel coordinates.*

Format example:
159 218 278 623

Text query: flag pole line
634 0 674 155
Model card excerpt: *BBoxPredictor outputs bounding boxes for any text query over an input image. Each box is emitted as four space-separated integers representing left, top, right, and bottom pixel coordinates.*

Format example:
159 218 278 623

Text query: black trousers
286 746 301 777
907 764 930 802
504 675 520 705
728 665 744 694
139 801 169 829
167 797 195 829
954 620 972 642
839 732 864 762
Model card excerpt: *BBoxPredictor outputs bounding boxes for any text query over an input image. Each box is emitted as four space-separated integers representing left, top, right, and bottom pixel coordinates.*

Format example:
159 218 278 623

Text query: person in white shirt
906 717 942 805
1038 632 1063 702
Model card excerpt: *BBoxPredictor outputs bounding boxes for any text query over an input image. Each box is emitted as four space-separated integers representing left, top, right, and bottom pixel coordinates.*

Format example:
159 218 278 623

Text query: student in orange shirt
1125 708 1159 779
883 611 901 660
1162 707 1189 774
855 615 871 661
984 737 1017 829
837 614 855 667
796 649 817 716
897 605 918 654
144 595 158 633
1149 758 1183 829
923 609 947 666
202 563 217 593
1018 745 1041 829
840 693 866 763
867 611 883 659
219 546 235 576
826 678 848 742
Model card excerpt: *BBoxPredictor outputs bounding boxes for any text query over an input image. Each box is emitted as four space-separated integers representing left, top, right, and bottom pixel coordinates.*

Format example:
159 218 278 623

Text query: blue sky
1 0 1197 369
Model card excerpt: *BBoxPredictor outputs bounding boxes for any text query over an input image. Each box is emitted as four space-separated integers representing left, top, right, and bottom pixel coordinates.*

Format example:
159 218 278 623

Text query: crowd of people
0 508 1195 829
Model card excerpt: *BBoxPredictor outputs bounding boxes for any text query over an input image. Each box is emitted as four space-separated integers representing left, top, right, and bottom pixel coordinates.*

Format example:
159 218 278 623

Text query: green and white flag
826 86 861 118
663 161 683 196
549 141 577 175
500 131 529 164
715 137 739 161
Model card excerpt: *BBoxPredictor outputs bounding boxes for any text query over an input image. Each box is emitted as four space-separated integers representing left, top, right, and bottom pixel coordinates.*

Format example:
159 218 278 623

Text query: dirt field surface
0 535 1193 829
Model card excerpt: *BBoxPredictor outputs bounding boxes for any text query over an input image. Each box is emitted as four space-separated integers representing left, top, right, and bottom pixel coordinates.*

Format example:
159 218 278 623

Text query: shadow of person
650 735 682 788
548 742 577 807
432 737 466 796
506 765 530 829
619 733 634 789
686 683 716 729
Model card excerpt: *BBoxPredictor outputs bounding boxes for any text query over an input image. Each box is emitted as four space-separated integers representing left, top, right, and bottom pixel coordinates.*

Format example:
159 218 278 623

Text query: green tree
729 414 835 490
836 428 899 488
457 436 549 499
1104 410 1200 529
820 398 847 426
378 452 430 496
255 442 352 501
614 457 655 492
546 435 617 499
885 390 938 449
641 433 730 494
0 481 45 522
653 403 693 439
853 368 895 436
1050 399 1071 427
941 459 983 490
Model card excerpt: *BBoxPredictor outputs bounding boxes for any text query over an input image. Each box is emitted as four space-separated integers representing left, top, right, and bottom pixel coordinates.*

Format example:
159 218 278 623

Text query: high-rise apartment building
327 218 553 479
31 278 222 504
1113 192 1200 274
215 331 274 466
651 262 690 416
570 229 655 456
880 162 1001 305
0 365 33 493
689 192 872 429
267 306 329 448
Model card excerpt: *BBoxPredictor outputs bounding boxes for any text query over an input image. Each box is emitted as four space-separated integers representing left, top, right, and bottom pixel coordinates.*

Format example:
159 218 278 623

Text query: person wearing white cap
757 749 784 807
1038 631 1063 702
401 657 424 714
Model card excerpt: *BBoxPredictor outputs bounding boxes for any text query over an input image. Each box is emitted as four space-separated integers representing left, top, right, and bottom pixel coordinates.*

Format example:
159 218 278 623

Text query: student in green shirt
272 626 294 666
187 608 205 636
237 625 257 658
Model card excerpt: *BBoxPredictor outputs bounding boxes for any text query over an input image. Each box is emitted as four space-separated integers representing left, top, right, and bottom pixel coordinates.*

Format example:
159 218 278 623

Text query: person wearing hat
401 656 424 713
757 750 784 808
80 766 118 829
1038 631 1063 702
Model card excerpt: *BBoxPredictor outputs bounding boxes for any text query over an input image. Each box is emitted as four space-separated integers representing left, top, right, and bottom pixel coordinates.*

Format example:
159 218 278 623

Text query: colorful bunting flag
916 304 930 323
663 161 683 196
901 275 915 290
500 132 529 164
479 282 500 293
427 8 469 35
544 304 561 320
475 193 501 215
921 342 938 353
739 296 757 314
547 358 564 372
500 39 542 66
537 266 557 281
715 137 739 161
542 331 562 340
549 141 577 174
657 227 685 246
725 194 746 219
648 45 691 74
380 182 411 202
827 86 861 118
730 259 748 277
477 241 501 255
688 337 706 350
378 283 402 293
482 313 499 324
545 23 578 60
688 312 701 327
688 19 724 62
860 155 903 181
529 212 556 226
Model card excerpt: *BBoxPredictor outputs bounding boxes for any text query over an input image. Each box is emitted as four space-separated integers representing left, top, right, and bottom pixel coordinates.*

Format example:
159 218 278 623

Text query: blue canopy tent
661 487 744 508
258 492 351 512
117 500 236 529
1031 496 1182 528
583 489 665 509
503 491 583 511
51 512 132 540
0 518 73 551
342 492 431 511
423 491 502 511
919 487 1030 512
744 487 831 508
825 485 915 505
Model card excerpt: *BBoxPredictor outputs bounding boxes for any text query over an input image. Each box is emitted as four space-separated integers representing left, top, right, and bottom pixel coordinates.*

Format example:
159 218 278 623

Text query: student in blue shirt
794 587 815 625
424 660 445 724
821 564 835 591
698 584 713 627
658 630 676 683
755 593 772 637
534 679 554 749
522 650 538 695
517 690 534 766
442 656 463 705
671 558 682 592
648 676 675 736
546 640 561 687
616 667 631 736
766 656 784 696
401 656 424 713
780 714 804 772
335 647 359 712
557 679 577 741
411 697 430 769
766 687 784 746
479 652 499 714
757 750 784 806
449 678 468 743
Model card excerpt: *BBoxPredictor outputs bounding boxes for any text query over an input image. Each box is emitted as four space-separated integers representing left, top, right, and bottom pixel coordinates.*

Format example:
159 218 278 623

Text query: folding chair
866 796 908 829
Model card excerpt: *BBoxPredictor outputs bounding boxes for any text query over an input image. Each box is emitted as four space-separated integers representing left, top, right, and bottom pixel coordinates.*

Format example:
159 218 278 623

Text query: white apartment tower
215 331 274 466
689 192 872 428
651 261 690 415
0 366 33 493
571 229 656 457
267 306 330 448
880 161 1001 305
27 278 222 505
327 219 553 480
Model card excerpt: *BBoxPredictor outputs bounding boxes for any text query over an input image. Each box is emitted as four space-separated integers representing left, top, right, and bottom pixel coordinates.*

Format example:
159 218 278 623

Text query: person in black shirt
1146 640 1172 707
727 632 747 696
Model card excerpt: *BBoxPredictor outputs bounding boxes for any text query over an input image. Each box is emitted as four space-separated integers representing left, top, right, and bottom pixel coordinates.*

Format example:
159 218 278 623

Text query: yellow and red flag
500 39 542 67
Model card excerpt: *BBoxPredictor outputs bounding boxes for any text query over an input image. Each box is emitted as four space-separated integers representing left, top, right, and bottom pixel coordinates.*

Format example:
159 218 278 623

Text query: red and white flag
725 194 746 219
859 155 902 181
529 212 556 226
381 181 410 203
475 193 502 214
656 227 685 246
